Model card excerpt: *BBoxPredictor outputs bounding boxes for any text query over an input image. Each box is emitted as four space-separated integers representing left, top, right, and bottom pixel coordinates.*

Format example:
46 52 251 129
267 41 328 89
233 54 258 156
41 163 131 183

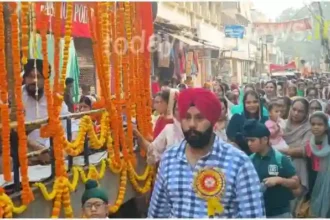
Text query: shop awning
169 33 220 50
169 33 203 47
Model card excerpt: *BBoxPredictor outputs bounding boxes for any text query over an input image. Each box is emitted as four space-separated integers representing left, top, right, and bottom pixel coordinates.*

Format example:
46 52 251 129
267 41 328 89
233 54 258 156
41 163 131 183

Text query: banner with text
253 18 312 36
35 2 90 38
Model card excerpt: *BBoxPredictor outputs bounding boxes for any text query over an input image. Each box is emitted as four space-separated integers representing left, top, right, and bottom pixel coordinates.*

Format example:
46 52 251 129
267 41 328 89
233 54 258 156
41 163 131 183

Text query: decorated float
0 2 154 217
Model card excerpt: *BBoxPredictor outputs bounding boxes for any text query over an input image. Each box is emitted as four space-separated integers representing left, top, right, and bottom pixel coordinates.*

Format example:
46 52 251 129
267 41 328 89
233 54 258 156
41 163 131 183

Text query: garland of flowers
89 3 122 168
10 2 34 205
40 8 54 136
128 3 137 117
63 112 109 156
131 2 145 142
53 2 73 177
52 2 62 105
123 2 137 167
107 2 125 166
77 160 107 183
127 162 151 181
115 2 135 167
109 161 127 214
0 187 27 218
0 3 11 182
128 165 154 194
20 2 29 65
107 131 123 174
107 3 122 168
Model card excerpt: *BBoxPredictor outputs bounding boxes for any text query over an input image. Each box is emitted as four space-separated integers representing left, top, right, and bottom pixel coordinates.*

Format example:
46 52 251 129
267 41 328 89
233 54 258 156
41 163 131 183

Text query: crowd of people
141 76 330 218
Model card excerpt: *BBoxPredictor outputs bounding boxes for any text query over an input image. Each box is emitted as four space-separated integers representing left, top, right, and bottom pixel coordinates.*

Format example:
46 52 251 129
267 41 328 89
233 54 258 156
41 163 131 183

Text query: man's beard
26 84 44 99
183 125 214 149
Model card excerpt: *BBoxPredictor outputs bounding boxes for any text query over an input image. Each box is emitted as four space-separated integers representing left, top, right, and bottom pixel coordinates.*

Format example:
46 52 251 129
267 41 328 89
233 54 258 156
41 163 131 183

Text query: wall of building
74 38 96 90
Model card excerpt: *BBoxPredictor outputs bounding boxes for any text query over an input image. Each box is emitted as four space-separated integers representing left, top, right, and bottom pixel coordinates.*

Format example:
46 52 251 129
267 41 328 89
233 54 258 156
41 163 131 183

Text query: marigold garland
0 188 27 218
77 160 107 183
128 166 154 194
109 162 127 214
0 2 11 182
10 2 34 205
123 2 137 167
20 2 29 65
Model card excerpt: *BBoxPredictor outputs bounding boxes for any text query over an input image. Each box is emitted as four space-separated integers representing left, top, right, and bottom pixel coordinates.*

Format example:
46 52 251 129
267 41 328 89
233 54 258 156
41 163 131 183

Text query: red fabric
179 50 185 73
178 88 222 125
35 2 91 38
305 141 322 171
269 61 296 72
153 117 174 139
152 82 160 96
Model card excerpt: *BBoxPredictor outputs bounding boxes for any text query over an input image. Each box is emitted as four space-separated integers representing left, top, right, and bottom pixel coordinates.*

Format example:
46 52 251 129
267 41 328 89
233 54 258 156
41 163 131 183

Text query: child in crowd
243 119 299 218
304 112 330 217
265 101 289 151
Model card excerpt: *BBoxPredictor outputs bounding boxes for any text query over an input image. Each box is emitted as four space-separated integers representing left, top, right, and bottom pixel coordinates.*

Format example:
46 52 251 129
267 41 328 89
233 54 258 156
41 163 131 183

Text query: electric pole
317 2 330 70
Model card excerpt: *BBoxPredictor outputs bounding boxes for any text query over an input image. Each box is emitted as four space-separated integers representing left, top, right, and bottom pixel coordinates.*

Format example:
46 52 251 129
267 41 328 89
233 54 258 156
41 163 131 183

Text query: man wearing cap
242 119 300 218
82 180 109 218
148 88 265 218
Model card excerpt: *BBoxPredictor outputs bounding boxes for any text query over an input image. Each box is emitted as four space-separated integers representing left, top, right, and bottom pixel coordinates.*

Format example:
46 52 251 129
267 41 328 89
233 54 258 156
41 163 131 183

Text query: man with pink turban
148 88 265 218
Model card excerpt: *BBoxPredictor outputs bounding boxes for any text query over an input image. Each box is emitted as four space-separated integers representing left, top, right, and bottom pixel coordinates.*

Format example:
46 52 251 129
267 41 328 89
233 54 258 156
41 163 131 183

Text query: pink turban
177 88 221 125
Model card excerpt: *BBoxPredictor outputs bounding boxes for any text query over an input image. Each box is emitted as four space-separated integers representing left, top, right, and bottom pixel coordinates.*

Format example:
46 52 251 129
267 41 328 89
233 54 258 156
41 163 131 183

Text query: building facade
154 1 285 86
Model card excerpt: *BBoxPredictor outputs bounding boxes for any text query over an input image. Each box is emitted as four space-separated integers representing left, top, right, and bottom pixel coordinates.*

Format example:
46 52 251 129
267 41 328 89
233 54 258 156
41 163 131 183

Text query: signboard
224 25 245 39
35 2 90 38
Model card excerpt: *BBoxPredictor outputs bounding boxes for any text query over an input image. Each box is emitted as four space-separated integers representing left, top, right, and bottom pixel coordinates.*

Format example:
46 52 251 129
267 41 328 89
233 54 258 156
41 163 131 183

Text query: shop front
196 23 223 80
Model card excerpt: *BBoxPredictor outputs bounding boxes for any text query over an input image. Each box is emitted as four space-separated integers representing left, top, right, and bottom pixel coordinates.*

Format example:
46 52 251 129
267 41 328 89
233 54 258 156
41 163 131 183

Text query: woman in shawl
230 90 268 123
227 90 269 156
134 100 183 165
230 84 269 117
152 89 178 138
264 81 277 103
309 99 325 115
281 98 311 208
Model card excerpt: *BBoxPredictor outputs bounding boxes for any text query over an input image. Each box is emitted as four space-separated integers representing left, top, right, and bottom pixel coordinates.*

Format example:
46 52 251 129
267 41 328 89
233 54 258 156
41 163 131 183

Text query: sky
251 0 306 20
